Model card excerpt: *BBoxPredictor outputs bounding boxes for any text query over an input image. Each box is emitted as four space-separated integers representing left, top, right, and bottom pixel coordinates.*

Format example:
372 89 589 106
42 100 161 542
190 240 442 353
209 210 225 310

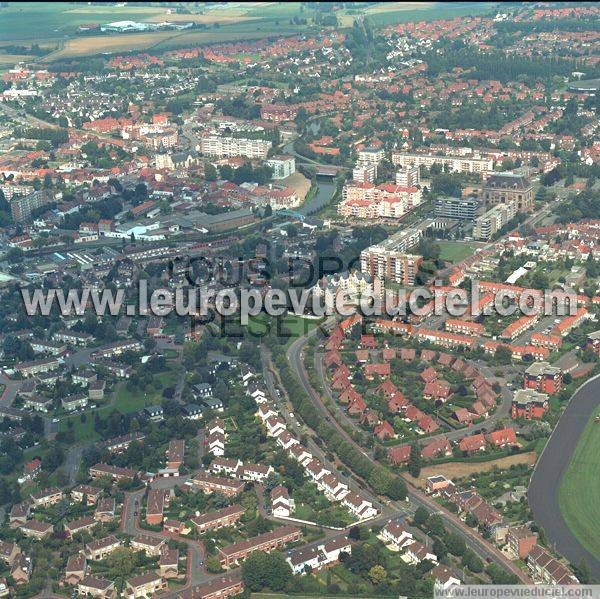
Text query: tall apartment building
523 362 563 395
10 190 52 222
265 155 295 179
435 196 480 220
200 135 272 159
360 247 423 285
511 389 549 420
482 172 534 212
353 162 377 183
0 184 34 201
339 182 422 219
473 202 517 240
395 165 420 188
391 151 493 174
357 147 385 164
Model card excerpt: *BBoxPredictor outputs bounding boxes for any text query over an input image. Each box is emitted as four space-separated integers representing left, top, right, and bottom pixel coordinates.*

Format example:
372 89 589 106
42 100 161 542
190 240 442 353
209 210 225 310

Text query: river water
299 178 335 216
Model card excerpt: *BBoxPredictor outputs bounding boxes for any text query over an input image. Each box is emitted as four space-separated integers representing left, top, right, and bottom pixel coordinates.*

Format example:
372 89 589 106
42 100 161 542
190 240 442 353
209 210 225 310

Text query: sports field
437 240 479 263
558 404 600 559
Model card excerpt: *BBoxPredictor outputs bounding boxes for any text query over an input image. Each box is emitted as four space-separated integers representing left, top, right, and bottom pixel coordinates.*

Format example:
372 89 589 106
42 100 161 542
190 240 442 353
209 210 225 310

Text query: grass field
337 1 496 27
405 452 538 488
58 369 178 442
438 240 479 263
558 405 600 559
247 313 322 344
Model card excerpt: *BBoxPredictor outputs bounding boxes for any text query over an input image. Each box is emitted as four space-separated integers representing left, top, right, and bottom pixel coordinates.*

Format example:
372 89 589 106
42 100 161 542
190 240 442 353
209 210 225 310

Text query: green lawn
59 410 102 443
438 240 478 263
246 313 322 345
58 368 178 442
114 369 178 412
558 404 600 559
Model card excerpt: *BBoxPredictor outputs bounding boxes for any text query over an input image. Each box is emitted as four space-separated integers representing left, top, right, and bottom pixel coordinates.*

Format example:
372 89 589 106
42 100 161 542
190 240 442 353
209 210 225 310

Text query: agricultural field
338 1 497 27
0 2 163 41
558 404 600 560
0 2 315 62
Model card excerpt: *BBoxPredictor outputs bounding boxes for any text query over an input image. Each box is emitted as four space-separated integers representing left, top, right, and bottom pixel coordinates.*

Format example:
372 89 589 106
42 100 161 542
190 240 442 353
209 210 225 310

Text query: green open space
59 368 178 442
247 313 323 346
558 404 600 560
437 240 479 263
339 2 497 27
0 2 163 42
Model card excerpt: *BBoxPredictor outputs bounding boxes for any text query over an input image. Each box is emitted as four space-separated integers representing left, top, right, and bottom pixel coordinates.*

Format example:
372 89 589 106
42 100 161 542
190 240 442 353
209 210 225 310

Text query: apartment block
360 247 422 285
511 389 549 419
391 151 493 174
435 196 480 220
395 164 420 187
190 504 245 533
218 525 301 568
473 202 517 240
266 155 295 179
200 135 272 159
523 362 563 395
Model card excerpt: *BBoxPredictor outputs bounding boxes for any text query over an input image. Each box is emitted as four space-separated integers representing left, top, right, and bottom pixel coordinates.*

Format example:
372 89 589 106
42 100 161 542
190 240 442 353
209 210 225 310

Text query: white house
265 416 287 438
271 486 295 518
432 565 461 591
341 492 377 520
380 519 414 549
404 541 437 565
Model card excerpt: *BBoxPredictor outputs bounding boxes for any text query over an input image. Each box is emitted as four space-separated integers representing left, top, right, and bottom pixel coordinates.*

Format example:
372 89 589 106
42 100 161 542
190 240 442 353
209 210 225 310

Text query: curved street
528 374 600 577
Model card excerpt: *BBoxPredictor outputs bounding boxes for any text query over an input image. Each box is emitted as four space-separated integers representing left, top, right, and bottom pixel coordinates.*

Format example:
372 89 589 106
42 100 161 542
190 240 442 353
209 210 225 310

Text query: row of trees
270 336 407 501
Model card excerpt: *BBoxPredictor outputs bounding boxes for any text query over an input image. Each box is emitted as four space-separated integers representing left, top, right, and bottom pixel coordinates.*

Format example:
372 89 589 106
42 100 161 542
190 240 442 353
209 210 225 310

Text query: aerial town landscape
0 1 599 597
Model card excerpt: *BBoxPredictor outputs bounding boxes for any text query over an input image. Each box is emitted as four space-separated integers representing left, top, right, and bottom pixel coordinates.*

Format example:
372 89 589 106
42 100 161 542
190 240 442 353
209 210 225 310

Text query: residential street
286 329 532 583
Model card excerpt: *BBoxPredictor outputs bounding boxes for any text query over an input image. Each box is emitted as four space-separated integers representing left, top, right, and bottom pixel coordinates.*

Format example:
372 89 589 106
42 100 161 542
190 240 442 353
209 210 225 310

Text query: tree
433 537 447 560
264 471 281 492
445 532 466 556
387 476 407 500
495 345 512 365
205 163 218 181
241 551 291 592
574 559 590 584
408 443 422 478
368 564 387 585
426 514 445 537
463 548 484 573
413 506 429 527
206 555 223 573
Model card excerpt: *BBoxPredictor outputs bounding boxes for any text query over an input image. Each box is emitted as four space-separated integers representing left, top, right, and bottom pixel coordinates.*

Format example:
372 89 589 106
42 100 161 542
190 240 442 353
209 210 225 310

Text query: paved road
286 329 532 583
0 371 22 406
121 485 213 589
261 346 386 513
528 374 600 576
